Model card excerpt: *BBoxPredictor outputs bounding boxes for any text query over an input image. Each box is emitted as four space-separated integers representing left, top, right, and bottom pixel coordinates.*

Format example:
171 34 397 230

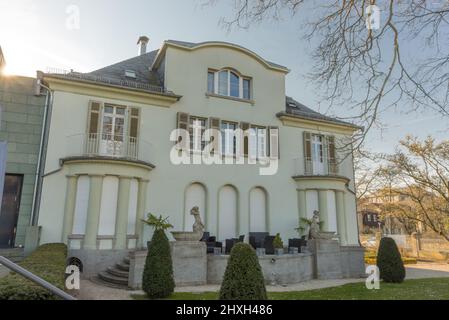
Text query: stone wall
0 76 45 246
128 240 365 289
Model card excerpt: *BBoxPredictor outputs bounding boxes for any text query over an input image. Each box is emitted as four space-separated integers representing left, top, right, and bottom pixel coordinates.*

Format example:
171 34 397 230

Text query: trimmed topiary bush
376 237 406 283
0 243 67 300
142 229 175 299
219 242 267 300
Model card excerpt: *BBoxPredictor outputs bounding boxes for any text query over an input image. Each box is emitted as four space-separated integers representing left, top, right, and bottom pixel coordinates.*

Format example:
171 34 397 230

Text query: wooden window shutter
327 135 338 174
176 112 190 150
239 122 250 156
128 107 140 139
269 126 279 159
209 117 221 155
303 131 312 174
87 101 102 135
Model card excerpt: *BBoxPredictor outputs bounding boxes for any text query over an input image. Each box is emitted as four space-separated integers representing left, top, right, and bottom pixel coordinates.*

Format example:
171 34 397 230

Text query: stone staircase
0 248 25 263
95 256 130 289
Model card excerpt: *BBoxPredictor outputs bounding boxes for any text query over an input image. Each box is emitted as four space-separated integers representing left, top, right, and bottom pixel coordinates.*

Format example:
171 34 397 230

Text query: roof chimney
137 36 149 56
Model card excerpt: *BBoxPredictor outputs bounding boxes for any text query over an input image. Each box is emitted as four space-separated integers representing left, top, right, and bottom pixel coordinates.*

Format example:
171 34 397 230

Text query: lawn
132 277 449 300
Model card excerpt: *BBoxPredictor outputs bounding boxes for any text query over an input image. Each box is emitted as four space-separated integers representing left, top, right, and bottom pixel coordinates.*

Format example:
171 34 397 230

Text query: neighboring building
358 188 423 235
34 38 363 274
0 52 46 248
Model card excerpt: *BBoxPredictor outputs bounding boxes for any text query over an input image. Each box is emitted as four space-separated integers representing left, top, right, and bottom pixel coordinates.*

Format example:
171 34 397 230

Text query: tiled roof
87 49 161 87
279 96 362 130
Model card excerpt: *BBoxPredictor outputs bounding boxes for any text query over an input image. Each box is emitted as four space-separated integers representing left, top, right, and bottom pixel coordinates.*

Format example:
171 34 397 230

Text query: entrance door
100 104 126 157
311 135 325 175
0 174 23 248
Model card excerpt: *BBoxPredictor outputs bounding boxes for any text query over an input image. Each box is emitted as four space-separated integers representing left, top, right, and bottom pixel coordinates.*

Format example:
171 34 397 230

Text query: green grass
132 278 449 300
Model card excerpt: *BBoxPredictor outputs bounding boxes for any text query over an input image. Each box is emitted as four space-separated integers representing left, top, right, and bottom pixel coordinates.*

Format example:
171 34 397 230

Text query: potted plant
142 213 174 248
273 233 284 255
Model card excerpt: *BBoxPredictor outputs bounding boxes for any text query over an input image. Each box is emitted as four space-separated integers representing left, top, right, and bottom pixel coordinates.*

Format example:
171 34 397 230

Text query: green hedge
0 243 68 300
142 229 175 299
377 237 406 283
219 243 267 300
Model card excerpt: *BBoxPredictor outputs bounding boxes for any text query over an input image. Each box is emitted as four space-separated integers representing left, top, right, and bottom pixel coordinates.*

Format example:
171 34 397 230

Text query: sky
0 0 447 154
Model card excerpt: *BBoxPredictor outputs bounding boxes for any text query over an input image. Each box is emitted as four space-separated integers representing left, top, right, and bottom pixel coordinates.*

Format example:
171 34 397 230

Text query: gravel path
76 262 449 300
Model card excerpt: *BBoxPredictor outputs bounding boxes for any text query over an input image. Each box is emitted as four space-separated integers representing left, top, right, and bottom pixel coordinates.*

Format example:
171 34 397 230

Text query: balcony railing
65 133 153 164
294 156 339 176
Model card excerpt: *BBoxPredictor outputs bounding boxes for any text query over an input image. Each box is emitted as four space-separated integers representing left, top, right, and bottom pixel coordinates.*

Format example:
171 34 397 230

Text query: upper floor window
303 132 337 175
189 116 207 153
86 101 140 158
207 69 252 100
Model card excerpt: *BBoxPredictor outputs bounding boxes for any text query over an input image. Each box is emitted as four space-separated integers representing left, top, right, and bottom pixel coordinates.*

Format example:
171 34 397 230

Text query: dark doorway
0 174 23 248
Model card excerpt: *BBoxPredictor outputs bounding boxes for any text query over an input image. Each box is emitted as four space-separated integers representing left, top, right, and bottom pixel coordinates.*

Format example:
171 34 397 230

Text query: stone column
135 179 149 248
62 175 78 243
318 190 329 231
297 189 307 220
84 175 104 250
335 190 347 245
115 177 131 250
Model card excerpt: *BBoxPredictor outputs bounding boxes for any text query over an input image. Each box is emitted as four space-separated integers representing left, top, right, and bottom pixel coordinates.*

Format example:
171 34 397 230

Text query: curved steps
98 271 128 286
95 256 130 289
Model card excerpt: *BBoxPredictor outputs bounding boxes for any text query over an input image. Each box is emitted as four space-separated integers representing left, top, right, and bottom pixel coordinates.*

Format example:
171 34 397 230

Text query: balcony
64 133 153 166
294 156 339 177
292 156 349 191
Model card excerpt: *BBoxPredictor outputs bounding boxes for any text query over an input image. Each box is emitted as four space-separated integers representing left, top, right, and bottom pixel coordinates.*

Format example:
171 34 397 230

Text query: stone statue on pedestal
309 210 336 240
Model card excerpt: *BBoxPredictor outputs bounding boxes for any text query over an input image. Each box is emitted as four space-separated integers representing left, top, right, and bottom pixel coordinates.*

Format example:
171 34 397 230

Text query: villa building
7 37 363 276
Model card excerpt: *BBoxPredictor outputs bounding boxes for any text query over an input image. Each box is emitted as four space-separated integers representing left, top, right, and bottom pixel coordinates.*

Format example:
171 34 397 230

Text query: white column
318 189 329 231
84 175 104 250
135 179 149 248
62 175 78 243
336 190 347 245
115 177 131 250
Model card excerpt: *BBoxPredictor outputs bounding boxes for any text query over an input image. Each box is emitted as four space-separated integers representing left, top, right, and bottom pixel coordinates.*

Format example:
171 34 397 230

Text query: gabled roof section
153 40 290 73
87 49 161 87
278 96 363 131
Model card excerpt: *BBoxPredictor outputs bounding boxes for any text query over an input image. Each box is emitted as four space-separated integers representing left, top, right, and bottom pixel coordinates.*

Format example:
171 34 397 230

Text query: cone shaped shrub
376 237 406 283
219 243 267 300
142 229 175 299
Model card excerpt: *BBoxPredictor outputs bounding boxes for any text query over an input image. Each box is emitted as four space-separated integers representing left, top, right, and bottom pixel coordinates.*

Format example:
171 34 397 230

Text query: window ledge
206 92 255 105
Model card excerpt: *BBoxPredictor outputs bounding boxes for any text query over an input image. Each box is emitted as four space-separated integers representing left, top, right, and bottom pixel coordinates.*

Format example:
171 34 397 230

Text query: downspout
30 76 53 226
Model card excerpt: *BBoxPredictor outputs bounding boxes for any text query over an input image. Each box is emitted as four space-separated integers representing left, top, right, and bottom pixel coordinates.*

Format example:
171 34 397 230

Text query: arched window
208 69 251 100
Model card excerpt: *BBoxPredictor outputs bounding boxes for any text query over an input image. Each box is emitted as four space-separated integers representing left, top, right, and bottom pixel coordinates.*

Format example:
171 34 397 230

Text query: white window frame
189 117 207 153
221 121 237 156
208 69 251 100
249 126 268 160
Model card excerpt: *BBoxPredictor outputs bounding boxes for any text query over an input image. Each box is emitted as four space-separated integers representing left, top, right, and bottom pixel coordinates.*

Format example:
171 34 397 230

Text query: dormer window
207 68 252 100
125 70 136 79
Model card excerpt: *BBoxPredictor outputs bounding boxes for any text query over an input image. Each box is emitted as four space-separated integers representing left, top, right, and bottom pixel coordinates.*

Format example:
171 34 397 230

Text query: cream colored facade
37 41 361 255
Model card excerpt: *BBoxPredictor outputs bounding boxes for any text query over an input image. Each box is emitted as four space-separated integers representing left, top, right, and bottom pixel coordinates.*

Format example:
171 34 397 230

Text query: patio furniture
249 232 269 249
264 235 275 254
288 238 307 253
200 232 210 242
225 239 235 254
200 233 223 254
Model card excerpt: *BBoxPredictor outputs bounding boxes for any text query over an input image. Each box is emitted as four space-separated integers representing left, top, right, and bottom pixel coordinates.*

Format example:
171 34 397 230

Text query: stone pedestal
308 239 342 280
170 241 207 286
